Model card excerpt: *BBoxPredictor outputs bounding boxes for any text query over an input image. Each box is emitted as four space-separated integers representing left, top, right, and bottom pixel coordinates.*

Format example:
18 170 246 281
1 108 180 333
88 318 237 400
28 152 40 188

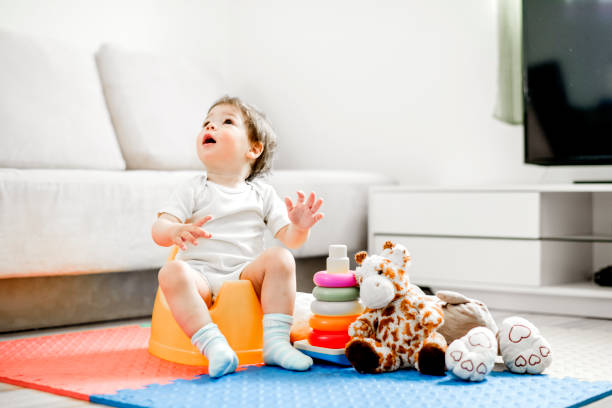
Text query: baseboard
0 269 159 333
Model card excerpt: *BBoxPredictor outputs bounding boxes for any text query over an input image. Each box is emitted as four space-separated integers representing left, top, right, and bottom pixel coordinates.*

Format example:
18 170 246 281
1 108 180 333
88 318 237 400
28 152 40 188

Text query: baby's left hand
285 191 324 231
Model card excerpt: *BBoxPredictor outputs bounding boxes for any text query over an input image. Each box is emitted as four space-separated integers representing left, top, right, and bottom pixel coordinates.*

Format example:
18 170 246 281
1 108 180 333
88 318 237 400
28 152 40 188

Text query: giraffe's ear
355 251 367 265
383 241 395 251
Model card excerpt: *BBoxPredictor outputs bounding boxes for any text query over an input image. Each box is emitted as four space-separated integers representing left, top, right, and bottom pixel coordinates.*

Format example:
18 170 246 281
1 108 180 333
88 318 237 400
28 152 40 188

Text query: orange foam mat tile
0 325 206 400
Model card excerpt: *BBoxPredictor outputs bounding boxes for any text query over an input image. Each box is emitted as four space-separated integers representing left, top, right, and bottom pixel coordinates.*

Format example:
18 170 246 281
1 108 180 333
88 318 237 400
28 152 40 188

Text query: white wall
229 0 612 185
0 0 230 68
2 0 612 185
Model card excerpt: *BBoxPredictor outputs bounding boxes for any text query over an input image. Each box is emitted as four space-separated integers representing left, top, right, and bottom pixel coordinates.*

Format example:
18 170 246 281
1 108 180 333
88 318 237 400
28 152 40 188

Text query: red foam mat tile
0 325 206 400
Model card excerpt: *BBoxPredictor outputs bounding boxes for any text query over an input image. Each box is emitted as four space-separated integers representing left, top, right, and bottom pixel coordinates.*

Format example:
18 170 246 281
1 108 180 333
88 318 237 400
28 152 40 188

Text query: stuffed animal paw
445 326 497 382
498 316 552 374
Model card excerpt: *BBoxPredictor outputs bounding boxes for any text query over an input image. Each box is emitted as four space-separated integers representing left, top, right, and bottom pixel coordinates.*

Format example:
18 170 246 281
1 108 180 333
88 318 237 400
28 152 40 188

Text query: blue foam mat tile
91 363 612 408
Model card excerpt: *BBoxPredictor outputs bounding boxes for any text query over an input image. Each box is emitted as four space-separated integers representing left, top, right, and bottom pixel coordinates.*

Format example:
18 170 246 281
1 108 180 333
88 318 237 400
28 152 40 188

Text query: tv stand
369 184 612 318
574 180 612 184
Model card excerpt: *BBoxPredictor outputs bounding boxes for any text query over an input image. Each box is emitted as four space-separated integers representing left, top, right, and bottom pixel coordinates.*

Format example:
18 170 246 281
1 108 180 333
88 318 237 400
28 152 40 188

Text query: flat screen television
523 0 612 166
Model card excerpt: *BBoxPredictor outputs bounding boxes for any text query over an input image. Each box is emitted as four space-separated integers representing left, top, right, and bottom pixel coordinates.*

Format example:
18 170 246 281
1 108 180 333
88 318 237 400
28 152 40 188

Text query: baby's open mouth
203 134 216 144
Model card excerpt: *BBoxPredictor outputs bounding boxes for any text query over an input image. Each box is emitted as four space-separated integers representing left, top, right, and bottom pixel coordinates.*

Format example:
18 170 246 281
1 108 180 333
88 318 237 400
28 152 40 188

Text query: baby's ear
246 141 263 160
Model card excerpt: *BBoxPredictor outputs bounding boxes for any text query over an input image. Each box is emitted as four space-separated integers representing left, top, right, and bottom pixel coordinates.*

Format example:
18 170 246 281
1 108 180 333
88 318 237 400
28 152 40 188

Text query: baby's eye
223 118 233 125
202 120 209 128
377 270 383 275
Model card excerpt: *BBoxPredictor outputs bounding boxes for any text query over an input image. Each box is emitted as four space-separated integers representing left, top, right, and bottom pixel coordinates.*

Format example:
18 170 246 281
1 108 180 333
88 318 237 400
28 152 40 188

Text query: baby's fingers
189 225 212 239
311 197 323 213
284 197 294 212
180 230 199 246
172 236 187 251
193 215 212 227
296 190 305 204
305 192 315 208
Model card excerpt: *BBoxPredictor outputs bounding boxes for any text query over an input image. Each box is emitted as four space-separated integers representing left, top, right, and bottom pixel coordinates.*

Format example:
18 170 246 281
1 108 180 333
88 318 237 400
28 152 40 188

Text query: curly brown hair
208 96 278 181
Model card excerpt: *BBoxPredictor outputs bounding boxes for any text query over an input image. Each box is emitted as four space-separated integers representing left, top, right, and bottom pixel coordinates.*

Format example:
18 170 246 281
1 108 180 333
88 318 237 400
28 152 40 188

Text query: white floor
489 310 612 384
1 310 612 407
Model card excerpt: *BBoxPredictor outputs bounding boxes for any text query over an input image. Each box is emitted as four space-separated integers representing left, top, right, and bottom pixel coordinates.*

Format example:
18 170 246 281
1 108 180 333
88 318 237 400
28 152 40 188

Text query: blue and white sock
191 323 238 378
263 313 313 371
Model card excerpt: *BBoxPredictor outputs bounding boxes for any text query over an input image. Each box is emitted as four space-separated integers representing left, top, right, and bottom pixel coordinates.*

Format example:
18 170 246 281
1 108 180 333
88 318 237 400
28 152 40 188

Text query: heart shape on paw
476 363 487 374
540 346 550 357
529 354 541 366
468 332 492 349
508 324 531 343
460 360 474 372
514 355 527 367
450 351 463 362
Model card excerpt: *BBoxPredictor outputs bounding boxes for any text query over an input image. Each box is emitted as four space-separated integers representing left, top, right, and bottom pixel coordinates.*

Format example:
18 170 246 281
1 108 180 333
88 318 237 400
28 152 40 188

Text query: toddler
152 96 323 378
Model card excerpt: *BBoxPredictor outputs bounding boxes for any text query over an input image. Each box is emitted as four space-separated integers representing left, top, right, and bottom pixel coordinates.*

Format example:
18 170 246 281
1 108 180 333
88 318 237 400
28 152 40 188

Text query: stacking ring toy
313 271 356 288
308 329 351 349
311 300 364 316
309 314 360 332
312 286 359 302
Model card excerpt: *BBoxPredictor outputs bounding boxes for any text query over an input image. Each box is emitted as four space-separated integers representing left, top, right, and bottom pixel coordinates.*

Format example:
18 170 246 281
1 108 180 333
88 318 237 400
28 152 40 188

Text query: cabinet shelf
419 279 612 319
374 232 612 242
368 185 612 318
415 278 612 299
541 235 612 243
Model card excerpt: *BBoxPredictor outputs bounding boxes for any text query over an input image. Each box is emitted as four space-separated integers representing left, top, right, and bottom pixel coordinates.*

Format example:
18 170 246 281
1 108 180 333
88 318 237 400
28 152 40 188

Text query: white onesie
158 174 290 295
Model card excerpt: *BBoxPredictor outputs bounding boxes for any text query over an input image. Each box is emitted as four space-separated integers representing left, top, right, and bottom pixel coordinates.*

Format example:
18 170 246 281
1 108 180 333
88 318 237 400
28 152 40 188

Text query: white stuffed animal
437 291 553 381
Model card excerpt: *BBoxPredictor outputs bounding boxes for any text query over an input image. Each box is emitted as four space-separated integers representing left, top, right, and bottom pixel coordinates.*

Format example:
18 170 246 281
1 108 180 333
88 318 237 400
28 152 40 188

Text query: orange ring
309 314 360 332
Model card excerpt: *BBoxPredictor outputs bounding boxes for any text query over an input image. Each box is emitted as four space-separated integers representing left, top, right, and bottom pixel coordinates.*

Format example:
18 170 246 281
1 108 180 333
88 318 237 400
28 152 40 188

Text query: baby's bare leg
240 247 296 314
241 247 312 371
158 260 212 337
158 260 237 377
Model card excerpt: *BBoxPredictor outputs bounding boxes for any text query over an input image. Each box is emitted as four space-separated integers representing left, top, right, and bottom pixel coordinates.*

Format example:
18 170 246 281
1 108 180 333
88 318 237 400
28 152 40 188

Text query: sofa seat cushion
0 30 125 170
0 169 189 278
0 169 394 278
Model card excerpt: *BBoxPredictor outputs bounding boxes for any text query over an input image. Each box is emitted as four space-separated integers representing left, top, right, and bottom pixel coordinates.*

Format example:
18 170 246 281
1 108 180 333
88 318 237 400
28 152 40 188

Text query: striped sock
191 323 238 378
263 313 313 371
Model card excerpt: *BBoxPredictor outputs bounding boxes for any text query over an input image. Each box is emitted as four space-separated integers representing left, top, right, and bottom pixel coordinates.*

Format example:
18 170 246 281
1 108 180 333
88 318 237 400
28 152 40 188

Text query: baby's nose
205 122 217 130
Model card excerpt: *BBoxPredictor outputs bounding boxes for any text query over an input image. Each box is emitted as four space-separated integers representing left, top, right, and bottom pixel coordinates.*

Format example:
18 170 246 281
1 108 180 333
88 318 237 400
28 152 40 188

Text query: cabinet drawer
370 191 540 238
373 235 592 287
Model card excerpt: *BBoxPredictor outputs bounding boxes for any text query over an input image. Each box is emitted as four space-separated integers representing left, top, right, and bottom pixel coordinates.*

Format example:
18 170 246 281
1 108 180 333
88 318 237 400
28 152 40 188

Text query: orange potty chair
148 247 264 366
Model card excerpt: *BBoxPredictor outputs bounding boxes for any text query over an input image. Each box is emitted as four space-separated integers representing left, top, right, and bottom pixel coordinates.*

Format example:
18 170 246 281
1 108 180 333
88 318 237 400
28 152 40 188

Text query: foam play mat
1 325 611 408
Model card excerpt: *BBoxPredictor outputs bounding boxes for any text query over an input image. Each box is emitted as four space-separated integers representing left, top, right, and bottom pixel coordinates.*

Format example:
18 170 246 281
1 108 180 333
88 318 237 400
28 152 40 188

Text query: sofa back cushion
0 30 126 170
96 44 225 170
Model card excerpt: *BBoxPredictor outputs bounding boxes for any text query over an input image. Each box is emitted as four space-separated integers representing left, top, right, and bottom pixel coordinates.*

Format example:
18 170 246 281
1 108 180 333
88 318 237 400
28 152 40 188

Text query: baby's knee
158 260 191 291
265 247 295 275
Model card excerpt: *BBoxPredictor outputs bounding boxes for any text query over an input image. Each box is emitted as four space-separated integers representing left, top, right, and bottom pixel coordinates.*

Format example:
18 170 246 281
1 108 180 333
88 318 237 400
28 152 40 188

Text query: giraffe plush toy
345 241 447 375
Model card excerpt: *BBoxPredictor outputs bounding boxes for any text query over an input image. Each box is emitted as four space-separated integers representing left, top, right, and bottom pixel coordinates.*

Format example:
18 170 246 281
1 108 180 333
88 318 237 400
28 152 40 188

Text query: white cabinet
368 185 612 318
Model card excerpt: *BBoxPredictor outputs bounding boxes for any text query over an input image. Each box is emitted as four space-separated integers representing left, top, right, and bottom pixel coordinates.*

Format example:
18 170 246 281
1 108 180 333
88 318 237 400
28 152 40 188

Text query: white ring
310 300 364 316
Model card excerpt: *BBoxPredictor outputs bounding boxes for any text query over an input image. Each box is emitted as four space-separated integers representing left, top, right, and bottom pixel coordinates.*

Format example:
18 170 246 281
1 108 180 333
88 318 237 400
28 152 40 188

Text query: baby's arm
275 191 324 249
152 213 212 250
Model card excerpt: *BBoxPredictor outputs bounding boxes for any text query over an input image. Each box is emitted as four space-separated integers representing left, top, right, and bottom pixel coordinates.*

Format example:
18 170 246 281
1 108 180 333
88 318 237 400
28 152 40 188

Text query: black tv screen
523 0 612 165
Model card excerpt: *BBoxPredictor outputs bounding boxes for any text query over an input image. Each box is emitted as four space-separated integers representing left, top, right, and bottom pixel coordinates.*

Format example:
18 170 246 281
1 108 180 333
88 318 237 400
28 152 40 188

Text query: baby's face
196 104 252 172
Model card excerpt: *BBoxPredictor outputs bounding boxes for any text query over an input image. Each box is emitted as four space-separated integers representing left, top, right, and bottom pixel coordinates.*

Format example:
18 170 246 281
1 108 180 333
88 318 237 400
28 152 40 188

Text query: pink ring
313 271 356 288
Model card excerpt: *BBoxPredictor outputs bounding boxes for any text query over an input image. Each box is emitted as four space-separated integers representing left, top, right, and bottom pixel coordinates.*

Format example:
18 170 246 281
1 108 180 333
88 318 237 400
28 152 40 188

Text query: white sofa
0 30 394 331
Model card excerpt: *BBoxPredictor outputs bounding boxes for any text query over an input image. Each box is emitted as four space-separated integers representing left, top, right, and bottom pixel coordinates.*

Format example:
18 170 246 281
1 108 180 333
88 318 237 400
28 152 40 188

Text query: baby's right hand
171 216 212 250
